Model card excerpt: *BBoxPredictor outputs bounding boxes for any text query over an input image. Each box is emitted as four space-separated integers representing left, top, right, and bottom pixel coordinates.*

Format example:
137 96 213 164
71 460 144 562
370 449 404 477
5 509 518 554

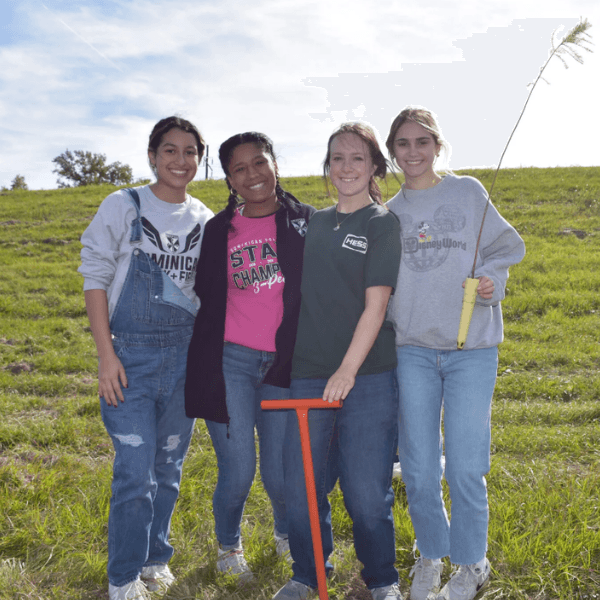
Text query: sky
0 0 598 190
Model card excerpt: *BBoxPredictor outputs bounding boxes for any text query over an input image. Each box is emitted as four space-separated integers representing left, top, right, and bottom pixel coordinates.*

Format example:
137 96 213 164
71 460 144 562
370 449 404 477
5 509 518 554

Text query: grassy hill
0 167 599 599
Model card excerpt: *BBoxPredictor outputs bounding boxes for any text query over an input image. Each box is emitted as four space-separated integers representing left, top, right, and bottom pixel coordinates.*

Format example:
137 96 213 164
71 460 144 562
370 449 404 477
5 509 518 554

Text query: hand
323 367 356 403
463 276 494 300
476 276 495 299
98 353 128 407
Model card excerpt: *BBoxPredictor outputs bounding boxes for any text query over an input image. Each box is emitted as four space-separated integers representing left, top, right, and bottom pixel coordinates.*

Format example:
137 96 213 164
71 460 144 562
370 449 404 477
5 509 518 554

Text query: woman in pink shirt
185 132 315 582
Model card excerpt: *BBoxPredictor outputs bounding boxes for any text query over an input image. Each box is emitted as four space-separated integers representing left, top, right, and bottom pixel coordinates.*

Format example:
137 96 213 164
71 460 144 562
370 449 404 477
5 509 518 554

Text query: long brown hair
323 122 390 205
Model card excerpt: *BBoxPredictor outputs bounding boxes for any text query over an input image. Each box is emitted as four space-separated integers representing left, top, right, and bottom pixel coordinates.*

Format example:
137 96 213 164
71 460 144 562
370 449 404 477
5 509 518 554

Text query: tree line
2 150 135 191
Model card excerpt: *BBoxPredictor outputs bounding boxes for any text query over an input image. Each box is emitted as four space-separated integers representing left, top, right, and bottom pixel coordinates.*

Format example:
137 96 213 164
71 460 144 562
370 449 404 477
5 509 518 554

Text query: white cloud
0 0 598 189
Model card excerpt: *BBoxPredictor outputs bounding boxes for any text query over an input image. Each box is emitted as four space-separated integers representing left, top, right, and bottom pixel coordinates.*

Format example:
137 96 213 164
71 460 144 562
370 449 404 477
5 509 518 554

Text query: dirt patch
5 362 34 374
342 577 379 599
559 228 587 239
42 238 70 245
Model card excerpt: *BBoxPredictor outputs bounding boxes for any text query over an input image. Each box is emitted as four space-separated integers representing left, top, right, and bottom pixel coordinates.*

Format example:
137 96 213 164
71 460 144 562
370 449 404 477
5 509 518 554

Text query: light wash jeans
283 371 398 591
101 241 196 587
205 342 289 547
396 345 498 565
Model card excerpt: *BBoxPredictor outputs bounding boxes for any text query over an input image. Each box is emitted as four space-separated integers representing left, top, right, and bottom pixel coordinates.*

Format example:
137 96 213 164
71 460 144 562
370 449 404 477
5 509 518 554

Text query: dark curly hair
218 132 296 229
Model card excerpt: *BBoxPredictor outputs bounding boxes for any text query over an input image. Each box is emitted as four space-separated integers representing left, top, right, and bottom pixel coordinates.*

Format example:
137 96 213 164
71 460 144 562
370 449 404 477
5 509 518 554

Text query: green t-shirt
291 203 401 379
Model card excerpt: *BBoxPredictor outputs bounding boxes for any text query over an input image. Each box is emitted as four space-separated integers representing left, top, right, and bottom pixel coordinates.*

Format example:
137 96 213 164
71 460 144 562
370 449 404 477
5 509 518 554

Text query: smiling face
148 127 199 202
328 132 377 207
392 121 441 189
226 142 279 216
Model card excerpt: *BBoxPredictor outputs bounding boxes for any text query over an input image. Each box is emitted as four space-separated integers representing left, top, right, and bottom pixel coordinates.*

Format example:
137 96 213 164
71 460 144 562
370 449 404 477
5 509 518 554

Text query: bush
11 175 28 191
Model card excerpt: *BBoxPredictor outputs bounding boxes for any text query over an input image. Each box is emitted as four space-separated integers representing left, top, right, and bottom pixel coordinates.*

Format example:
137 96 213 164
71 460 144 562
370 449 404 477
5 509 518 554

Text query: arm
473 200 526 306
322 285 393 403
84 289 127 407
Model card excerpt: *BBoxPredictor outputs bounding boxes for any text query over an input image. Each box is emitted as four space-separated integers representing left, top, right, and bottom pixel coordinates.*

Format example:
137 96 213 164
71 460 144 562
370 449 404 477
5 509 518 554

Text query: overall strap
124 188 143 245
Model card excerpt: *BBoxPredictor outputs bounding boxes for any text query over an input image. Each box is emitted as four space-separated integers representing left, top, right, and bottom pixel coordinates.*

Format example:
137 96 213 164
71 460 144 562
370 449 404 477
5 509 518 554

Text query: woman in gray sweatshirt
385 106 525 600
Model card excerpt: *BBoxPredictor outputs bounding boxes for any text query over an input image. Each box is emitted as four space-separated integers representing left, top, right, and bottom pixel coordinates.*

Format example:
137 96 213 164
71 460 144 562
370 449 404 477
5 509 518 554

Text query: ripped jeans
100 333 194 586
100 243 196 587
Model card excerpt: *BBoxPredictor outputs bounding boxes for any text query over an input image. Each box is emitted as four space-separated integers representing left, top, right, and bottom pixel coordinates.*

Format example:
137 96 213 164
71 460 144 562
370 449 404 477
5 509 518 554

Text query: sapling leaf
456 18 593 350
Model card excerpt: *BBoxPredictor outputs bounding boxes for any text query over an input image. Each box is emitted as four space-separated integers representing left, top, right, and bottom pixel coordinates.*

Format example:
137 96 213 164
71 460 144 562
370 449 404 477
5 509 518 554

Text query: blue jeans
396 345 498 565
101 243 196 587
205 342 289 547
284 371 398 590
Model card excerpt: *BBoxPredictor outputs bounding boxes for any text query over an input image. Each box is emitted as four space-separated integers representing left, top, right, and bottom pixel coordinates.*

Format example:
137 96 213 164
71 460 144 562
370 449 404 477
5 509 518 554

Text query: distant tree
11 174 28 191
52 150 133 188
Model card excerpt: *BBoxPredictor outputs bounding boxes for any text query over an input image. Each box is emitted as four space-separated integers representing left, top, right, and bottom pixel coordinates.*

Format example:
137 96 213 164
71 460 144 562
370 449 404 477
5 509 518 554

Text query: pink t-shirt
224 209 284 352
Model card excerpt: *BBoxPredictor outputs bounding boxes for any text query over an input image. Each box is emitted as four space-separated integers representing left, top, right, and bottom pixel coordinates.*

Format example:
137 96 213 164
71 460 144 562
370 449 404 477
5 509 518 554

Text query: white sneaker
274 530 292 562
409 556 443 600
370 583 404 599
437 558 491 600
217 541 254 583
272 579 315 599
108 579 150 600
140 563 175 592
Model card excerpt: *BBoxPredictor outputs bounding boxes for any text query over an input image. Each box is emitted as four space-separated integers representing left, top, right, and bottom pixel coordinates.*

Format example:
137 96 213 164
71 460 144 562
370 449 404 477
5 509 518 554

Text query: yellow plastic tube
457 278 479 350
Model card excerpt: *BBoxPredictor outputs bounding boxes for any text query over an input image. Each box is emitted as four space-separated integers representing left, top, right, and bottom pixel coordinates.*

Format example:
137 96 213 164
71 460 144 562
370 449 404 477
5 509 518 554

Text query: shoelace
410 557 440 585
220 548 244 561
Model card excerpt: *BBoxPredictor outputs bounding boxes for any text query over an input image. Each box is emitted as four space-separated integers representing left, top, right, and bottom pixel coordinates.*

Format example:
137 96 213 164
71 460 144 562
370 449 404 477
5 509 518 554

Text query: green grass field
1 167 599 599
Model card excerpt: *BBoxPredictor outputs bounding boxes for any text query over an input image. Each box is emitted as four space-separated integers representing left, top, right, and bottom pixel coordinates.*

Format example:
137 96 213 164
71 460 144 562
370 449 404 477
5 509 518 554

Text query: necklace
333 201 372 231
333 210 351 231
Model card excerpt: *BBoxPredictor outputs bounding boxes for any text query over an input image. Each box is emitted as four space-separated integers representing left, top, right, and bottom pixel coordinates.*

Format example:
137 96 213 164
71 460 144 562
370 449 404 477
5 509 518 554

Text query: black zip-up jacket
185 194 315 423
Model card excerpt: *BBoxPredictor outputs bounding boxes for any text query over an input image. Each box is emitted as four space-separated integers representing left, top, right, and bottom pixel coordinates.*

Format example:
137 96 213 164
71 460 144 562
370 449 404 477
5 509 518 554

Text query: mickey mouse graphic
418 221 431 243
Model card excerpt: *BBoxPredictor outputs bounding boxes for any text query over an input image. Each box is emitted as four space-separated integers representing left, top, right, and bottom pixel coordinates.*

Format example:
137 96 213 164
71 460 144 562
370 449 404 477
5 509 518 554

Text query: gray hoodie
386 174 525 350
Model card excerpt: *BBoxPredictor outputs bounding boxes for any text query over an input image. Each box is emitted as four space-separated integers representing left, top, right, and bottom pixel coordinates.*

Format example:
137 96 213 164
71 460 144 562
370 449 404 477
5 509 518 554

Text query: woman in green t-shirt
273 123 403 600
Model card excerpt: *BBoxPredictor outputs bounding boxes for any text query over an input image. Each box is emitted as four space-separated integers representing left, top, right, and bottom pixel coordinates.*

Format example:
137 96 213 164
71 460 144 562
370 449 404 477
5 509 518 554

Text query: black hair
148 117 206 174
218 132 296 229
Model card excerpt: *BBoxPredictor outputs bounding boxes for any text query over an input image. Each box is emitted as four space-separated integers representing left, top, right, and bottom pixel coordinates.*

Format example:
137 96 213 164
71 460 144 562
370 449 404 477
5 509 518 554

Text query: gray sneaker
140 564 175 592
274 529 292 562
436 559 491 600
217 542 254 583
108 579 150 600
370 583 404 599
272 579 315 599
409 556 443 600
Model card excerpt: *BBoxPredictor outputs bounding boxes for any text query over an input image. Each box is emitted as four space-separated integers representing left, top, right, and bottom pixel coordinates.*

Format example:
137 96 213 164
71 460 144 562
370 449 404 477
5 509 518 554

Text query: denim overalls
100 189 197 587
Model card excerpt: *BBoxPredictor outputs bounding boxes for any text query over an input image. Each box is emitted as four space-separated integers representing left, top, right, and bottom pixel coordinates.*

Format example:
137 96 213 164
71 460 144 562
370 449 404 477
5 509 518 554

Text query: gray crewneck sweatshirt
386 174 525 350
78 185 214 319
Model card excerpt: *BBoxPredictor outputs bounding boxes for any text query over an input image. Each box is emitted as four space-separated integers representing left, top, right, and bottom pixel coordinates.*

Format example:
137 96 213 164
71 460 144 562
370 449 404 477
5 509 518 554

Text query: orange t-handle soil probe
261 398 341 600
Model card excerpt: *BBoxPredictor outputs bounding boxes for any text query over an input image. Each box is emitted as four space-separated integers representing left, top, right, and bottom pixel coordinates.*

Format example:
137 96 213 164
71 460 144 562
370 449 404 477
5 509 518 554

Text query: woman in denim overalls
79 117 214 600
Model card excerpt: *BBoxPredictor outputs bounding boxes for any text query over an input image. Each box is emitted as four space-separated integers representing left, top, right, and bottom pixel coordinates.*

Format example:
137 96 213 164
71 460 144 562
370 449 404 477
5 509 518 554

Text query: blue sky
0 0 598 190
